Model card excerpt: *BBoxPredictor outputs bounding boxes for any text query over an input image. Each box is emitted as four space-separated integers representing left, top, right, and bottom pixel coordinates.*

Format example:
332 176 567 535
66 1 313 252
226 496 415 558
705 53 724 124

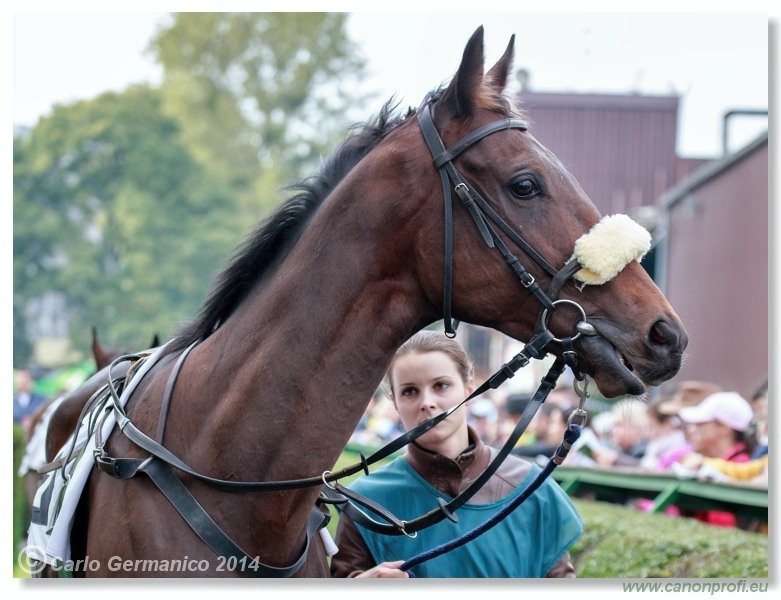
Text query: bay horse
42 27 686 577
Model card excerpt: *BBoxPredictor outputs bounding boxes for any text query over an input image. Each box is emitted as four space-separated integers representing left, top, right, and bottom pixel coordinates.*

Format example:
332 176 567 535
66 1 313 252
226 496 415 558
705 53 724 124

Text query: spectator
523 397 553 446
589 409 615 443
13 369 47 432
547 387 580 409
676 391 754 528
512 403 569 460
658 380 723 414
749 378 768 459
687 454 768 485
495 392 537 448
637 379 722 470
590 399 650 468
468 398 500 447
350 390 405 447
678 392 754 463
639 396 691 472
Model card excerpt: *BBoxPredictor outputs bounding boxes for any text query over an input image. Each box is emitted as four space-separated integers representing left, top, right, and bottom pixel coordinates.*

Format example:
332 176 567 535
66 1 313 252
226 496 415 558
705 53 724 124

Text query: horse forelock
166 100 411 354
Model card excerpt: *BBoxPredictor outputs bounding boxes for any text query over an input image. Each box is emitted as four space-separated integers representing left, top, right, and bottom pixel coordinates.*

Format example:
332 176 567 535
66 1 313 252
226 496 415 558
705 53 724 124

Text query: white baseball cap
678 392 753 432
470 399 498 422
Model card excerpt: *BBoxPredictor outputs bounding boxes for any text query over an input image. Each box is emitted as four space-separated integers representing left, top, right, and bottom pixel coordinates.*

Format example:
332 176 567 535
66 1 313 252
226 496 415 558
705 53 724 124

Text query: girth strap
143 458 325 577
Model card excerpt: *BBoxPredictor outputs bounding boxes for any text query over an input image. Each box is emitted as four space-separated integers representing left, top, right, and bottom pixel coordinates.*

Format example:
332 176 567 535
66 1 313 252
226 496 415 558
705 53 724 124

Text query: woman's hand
354 560 409 578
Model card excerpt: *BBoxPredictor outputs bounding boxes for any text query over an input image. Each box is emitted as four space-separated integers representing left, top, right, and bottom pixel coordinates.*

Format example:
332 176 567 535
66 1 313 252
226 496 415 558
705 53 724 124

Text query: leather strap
142 457 325 577
155 341 197 444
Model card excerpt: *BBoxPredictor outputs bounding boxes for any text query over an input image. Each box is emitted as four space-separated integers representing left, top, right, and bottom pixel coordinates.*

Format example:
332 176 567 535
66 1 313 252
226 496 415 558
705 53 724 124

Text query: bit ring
539 299 589 343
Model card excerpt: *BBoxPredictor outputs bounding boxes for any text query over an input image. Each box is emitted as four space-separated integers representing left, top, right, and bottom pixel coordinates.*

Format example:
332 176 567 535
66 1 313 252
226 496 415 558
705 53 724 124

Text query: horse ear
91 326 110 369
91 326 100 354
485 34 515 92
438 26 486 118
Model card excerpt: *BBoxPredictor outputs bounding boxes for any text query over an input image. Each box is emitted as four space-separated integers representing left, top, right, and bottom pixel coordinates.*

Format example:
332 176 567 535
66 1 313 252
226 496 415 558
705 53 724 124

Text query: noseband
417 103 583 338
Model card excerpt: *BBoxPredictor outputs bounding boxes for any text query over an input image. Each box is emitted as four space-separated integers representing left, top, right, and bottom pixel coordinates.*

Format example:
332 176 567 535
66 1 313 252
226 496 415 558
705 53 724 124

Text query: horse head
406 26 687 397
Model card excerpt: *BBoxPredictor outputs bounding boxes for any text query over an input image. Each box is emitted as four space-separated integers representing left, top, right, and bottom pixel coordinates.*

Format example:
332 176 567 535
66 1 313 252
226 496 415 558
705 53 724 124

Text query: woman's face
390 350 473 458
686 420 731 456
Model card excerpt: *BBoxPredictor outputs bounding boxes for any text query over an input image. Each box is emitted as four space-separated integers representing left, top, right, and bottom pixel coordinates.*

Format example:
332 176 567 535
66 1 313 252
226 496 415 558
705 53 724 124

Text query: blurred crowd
15 361 768 534
349 376 768 533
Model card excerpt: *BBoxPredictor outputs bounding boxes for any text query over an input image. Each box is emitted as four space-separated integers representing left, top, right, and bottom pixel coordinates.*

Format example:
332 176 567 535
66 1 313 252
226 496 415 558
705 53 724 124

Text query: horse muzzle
575 316 688 398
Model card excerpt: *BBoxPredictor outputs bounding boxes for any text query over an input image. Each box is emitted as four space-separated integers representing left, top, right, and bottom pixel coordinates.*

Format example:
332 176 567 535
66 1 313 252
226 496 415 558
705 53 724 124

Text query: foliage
569 499 768 578
13 304 33 367
150 12 369 215
13 13 371 364
13 86 240 353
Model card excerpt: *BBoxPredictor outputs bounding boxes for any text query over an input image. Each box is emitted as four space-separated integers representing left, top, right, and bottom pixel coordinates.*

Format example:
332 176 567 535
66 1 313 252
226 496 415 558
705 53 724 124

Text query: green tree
150 12 369 217
13 86 240 355
13 13 372 363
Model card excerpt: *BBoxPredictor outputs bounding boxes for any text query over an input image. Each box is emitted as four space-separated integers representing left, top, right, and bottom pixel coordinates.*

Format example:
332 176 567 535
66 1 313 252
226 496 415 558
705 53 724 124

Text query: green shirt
350 456 583 578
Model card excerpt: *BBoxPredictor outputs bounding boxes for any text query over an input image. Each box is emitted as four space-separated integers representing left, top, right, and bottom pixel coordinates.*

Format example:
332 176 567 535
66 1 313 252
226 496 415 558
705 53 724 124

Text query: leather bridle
416 103 585 339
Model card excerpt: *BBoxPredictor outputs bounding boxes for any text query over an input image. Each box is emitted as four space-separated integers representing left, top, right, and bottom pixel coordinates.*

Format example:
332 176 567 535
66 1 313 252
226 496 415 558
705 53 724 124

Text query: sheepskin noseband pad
571 214 651 285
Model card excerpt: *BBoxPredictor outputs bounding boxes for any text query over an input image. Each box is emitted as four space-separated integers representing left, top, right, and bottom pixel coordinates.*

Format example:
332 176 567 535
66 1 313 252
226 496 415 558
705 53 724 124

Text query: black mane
165 99 412 354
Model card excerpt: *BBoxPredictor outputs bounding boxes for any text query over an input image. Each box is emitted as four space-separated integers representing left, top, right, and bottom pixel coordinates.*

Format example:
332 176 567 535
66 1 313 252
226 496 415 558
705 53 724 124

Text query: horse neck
190 149 437 479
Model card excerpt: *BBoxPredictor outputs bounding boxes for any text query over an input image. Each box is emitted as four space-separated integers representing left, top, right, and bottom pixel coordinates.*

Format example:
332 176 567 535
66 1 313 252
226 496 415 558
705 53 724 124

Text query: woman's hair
385 330 474 396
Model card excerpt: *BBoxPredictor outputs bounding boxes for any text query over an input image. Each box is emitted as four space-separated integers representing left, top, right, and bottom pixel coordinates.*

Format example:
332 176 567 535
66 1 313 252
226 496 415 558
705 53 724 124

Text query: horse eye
510 177 541 199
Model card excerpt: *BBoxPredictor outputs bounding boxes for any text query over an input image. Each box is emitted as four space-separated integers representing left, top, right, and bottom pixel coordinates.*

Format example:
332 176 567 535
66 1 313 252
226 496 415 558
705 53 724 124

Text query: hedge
569 498 768 578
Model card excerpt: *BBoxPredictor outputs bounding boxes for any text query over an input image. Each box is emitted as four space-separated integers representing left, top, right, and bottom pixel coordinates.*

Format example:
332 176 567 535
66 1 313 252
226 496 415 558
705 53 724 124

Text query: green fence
552 465 768 523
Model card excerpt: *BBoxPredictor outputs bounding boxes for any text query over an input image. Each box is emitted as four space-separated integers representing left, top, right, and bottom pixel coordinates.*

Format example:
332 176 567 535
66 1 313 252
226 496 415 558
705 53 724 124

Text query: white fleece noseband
570 214 651 285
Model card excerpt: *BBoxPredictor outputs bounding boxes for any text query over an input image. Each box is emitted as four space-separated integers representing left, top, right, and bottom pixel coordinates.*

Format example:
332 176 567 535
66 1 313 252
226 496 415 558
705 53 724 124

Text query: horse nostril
649 320 678 346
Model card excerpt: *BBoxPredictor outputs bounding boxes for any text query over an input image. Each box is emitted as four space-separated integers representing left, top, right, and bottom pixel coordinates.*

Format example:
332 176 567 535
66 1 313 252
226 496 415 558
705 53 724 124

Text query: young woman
330 330 583 578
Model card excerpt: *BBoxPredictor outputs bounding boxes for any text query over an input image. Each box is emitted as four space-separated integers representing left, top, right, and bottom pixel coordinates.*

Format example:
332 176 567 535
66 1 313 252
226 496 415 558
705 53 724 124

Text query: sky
9 6 772 158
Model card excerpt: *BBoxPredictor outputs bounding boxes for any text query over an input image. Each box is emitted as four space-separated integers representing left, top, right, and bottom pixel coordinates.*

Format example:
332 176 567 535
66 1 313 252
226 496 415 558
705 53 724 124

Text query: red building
517 91 707 217
659 133 768 398
462 91 768 401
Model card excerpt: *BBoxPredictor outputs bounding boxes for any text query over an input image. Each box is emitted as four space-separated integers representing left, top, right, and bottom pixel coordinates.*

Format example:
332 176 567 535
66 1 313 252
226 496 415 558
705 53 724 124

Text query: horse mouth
576 334 647 398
